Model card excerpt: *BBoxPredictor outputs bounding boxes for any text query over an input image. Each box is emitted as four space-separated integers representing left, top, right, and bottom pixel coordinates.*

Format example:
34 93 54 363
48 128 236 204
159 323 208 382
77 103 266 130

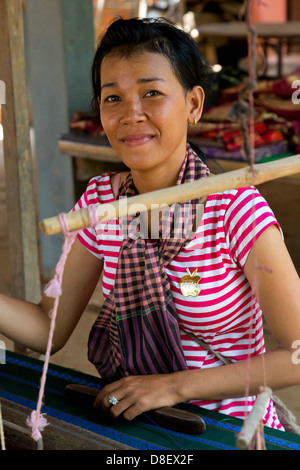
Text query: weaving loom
1 350 300 451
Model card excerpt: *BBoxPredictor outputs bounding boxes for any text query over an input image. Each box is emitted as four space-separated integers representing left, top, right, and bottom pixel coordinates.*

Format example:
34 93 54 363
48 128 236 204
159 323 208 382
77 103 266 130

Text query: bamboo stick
40 155 300 236
236 387 272 450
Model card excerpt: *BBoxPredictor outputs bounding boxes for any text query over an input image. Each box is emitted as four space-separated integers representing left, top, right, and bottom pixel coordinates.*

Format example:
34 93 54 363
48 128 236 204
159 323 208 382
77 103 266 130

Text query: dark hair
91 17 212 113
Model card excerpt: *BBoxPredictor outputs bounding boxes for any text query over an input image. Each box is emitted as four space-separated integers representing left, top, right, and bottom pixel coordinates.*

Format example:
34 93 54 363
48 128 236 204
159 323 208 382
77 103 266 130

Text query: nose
120 97 146 126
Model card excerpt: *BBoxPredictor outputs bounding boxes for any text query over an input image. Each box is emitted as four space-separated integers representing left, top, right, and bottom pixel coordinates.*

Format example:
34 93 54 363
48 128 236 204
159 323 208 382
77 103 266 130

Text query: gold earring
194 118 197 126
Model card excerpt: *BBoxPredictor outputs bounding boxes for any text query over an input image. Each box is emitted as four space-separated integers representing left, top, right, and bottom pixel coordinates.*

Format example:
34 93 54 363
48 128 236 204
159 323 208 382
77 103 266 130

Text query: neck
131 168 176 194
131 157 186 195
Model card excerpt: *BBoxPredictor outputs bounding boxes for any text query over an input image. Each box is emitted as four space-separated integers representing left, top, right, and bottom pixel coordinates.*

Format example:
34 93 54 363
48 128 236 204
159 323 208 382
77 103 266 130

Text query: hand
94 373 184 421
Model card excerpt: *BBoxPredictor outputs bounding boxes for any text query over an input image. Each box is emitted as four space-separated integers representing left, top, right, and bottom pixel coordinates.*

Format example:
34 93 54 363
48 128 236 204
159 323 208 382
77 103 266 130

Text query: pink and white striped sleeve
224 187 282 269
73 177 104 260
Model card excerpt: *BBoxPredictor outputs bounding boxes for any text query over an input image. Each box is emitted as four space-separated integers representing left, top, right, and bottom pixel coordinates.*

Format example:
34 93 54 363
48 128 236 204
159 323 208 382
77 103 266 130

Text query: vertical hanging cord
246 0 256 169
26 205 99 447
246 0 268 399
243 0 257 417
237 0 270 449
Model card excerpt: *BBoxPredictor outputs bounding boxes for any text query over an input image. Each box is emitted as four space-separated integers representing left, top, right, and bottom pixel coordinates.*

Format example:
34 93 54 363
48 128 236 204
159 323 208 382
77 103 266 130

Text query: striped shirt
75 173 283 430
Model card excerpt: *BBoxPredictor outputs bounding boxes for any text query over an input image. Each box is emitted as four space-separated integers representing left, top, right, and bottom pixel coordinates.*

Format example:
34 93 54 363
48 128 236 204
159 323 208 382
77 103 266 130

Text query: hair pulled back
91 17 212 112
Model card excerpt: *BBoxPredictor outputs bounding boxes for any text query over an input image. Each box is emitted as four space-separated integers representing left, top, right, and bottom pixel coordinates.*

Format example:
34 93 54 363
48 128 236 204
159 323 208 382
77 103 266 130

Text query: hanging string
230 1 300 439
228 0 257 168
223 0 271 448
26 205 99 446
234 0 270 450
246 0 256 169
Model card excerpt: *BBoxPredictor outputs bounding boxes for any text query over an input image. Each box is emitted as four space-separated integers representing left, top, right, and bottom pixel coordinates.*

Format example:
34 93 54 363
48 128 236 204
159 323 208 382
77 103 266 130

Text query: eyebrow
101 77 166 90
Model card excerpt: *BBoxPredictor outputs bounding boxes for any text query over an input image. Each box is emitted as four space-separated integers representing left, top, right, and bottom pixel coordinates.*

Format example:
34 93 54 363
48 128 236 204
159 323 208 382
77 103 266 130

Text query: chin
123 160 154 172
117 151 156 171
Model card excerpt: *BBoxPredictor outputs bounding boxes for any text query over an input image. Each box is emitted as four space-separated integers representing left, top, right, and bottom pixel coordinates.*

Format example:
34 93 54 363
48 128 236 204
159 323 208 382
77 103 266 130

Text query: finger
111 390 154 421
117 399 149 421
93 382 120 409
93 390 114 411
94 387 127 416
96 388 137 420
108 395 136 420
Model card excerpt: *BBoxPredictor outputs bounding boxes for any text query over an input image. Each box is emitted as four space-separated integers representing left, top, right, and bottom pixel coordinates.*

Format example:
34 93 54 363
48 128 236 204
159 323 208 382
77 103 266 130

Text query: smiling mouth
121 135 154 147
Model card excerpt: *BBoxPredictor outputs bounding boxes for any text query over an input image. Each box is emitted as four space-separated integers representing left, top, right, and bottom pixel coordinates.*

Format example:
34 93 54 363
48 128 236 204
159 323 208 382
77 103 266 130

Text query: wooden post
23 0 94 278
0 0 41 305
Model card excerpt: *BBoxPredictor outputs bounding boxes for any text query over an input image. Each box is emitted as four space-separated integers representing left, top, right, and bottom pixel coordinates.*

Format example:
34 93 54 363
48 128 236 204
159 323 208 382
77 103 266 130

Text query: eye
104 95 120 102
145 90 161 97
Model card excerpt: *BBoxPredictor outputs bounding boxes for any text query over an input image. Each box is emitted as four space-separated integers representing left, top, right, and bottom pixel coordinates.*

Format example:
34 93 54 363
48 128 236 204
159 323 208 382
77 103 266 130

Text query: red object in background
221 122 284 151
70 112 103 135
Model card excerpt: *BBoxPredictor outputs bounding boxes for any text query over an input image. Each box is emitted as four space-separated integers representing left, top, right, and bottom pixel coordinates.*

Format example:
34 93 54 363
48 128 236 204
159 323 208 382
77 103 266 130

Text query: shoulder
207 186 259 205
84 174 114 204
74 173 118 210
205 186 279 239
110 171 130 197
207 186 271 217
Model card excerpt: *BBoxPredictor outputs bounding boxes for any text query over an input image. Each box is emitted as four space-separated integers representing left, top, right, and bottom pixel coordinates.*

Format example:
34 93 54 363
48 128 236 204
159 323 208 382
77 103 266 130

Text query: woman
1 18 300 431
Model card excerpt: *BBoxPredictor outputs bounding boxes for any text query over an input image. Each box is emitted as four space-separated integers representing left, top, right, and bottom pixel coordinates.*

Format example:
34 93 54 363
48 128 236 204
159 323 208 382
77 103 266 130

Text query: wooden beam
0 0 41 303
40 154 300 236
2 398 133 450
58 139 121 162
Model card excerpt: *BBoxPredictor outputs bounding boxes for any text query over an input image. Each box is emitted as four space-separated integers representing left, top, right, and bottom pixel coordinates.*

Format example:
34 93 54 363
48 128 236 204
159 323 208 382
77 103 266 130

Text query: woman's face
99 51 204 176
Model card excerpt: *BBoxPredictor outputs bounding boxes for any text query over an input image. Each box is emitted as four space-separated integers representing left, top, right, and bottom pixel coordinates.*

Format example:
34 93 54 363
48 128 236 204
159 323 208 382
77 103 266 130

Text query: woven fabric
88 144 210 379
4 351 300 450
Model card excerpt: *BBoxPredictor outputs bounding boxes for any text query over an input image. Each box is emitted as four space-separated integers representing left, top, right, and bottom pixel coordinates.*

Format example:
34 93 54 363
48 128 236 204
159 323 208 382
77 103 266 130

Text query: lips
121 134 154 147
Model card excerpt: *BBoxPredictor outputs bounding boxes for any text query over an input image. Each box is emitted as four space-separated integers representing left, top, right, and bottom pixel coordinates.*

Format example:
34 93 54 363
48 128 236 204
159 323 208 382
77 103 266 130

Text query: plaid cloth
88 144 210 380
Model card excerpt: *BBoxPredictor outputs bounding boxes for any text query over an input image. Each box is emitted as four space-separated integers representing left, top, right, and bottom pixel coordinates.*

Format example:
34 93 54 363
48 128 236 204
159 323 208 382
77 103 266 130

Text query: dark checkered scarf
88 144 210 380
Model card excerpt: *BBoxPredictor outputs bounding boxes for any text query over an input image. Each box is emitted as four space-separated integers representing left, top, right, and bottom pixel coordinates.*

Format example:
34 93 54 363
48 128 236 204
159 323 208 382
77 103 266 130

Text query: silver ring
108 394 119 406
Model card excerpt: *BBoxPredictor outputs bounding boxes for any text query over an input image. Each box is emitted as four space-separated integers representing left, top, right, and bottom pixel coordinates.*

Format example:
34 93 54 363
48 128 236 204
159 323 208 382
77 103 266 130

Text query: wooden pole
40 154 300 236
0 1 41 299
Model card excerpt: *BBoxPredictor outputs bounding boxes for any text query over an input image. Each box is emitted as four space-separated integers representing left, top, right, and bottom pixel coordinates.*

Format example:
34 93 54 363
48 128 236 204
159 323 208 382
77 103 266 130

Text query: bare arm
95 225 300 420
0 238 103 354
175 225 300 400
